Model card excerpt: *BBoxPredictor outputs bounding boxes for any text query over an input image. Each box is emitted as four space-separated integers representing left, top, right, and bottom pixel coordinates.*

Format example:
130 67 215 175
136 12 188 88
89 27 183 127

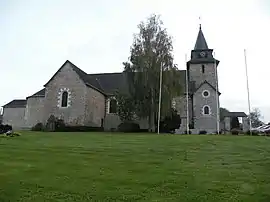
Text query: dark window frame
61 91 68 107
203 106 210 115
109 99 117 114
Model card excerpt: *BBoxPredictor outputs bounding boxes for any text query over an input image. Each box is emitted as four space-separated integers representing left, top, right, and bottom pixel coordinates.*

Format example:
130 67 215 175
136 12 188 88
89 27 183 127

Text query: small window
202 90 210 98
203 106 210 115
202 65 205 73
61 91 68 107
109 99 117 113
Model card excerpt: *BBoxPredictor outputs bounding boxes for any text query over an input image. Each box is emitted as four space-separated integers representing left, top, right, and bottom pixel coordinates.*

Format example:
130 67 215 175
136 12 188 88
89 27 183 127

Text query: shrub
44 114 104 132
138 129 148 133
58 126 103 132
199 130 207 135
45 115 57 131
265 130 270 135
245 130 259 136
118 122 140 133
45 115 66 132
55 119 66 132
159 108 181 133
0 124 12 134
31 123 44 131
231 128 239 135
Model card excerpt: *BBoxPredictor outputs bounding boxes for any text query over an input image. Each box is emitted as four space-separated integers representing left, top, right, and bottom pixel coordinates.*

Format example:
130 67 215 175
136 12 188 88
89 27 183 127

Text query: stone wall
224 117 231 132
189 63 218 88
43 62 87 126
193 82 219 133
174 95 192 120
84 87 105 127
242 117 250 132
2 107 26 129
25 97 45 128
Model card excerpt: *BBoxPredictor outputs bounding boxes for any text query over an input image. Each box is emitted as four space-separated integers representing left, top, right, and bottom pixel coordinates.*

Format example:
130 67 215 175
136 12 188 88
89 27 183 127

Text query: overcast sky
1 0 269 121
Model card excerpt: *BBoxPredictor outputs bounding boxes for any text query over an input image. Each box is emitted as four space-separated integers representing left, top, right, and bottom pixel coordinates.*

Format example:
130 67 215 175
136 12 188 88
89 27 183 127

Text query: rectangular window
202 65 205 74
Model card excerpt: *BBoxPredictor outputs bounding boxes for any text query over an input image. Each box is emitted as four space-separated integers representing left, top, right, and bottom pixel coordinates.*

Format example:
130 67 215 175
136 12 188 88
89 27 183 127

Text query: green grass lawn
0 132 270 201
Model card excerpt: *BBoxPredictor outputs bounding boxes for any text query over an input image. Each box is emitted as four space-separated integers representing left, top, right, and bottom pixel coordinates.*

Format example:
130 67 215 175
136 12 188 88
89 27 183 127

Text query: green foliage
245 130 259 136
248 108 264 128
123 14 182 131
45 115 65 132
115 91 136 122
56 126 103 132
31 122 44 131
117 122 140 133
159 108 181 133
231 128 240 135
220 107 230 122
0 124 12 134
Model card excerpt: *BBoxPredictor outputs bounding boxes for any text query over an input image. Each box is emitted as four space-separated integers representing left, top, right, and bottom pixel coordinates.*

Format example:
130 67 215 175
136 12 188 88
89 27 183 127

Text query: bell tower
188 25 219 88
187 25 221 133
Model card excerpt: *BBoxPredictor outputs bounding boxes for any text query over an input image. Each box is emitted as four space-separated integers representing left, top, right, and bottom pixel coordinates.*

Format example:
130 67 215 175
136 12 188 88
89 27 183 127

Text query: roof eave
85 83 107 96
26 95 45 99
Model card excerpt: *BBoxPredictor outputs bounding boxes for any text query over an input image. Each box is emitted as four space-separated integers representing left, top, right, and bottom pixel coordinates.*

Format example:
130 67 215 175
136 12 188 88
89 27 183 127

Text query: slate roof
41 60 190 96
223 111 247 117
2 100 27 108
3 60 207 108
26 88 46 99
194 25 209 50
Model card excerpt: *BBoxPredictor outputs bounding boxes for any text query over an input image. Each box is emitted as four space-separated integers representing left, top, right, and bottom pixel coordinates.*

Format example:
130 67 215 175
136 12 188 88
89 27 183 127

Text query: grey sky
1 0 269 121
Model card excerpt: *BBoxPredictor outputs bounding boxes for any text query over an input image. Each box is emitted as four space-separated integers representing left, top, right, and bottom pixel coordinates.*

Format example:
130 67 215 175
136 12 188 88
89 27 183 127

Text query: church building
2 26 241 133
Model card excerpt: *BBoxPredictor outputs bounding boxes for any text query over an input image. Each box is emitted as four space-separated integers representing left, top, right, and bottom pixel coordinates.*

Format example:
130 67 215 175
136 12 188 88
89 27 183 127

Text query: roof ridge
87 72 123 76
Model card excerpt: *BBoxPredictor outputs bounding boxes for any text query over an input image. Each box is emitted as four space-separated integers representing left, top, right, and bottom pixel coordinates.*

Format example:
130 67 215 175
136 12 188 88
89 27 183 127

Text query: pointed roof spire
194 24 209 50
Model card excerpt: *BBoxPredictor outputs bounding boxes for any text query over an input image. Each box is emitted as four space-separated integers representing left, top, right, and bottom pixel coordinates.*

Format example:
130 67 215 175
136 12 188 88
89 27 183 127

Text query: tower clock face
200 51 206 57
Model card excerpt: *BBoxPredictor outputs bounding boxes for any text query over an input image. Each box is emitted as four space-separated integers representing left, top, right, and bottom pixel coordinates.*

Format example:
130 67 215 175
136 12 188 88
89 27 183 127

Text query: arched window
109 99 117 113
203 105 210 115
202 65 205 74
61 91 68 107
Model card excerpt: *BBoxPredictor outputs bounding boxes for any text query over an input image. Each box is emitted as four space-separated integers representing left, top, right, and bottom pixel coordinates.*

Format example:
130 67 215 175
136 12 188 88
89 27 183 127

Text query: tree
231 116 240 129
115 91 136 122
220 107 230 122
160 108 181 133
123 14 182 132
248 108 264 128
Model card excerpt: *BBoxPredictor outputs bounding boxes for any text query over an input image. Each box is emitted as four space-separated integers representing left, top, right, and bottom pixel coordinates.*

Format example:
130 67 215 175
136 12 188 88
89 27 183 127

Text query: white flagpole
185 54 189 134
157 62 163 134
213 52 220 134
244 49 252 134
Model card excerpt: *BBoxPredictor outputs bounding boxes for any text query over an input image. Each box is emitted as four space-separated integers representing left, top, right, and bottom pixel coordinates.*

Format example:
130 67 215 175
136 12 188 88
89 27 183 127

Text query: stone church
1 26 248 133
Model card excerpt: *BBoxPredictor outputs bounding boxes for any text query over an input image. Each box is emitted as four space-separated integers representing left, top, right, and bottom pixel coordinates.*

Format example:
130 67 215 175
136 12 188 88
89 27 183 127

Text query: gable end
194 80 221 95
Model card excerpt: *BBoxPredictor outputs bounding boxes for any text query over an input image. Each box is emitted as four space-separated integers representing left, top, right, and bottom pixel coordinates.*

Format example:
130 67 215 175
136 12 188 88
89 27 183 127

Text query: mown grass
0 132 270 201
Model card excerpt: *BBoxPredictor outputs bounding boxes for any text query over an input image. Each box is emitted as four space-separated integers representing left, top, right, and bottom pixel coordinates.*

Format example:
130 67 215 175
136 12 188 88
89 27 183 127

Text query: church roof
26 88 46 99
223 111 247 117
194 25 208 50
2 99 27 108
5 61 193 108
40 60 191 96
